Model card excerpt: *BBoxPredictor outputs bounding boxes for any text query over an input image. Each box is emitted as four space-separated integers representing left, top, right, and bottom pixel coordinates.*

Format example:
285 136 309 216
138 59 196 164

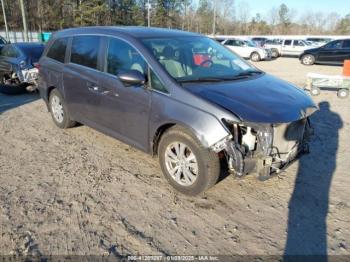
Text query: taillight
34 63 40 71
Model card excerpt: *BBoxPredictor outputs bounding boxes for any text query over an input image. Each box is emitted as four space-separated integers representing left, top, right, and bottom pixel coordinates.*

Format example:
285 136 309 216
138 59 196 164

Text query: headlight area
216 118 312 179
213 119 275 178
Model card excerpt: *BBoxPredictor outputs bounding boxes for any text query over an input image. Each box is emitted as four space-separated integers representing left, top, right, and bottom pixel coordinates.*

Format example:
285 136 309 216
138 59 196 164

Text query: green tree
278 3 291 34
74 0 109 26
336 14 350 34
196 0 212 34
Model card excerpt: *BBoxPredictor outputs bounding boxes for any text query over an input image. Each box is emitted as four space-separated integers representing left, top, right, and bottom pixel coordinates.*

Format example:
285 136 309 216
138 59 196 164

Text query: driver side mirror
117 70 146 86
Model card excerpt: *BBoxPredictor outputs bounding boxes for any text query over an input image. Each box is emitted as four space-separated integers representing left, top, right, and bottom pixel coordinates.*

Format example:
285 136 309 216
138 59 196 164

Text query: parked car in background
251 37 268 47
267 39 312 57
305 37 332 47
38 27 317 195
300 39 350 65
222 38 271 61
0 36 7 47
212 37 226 43
263 39 282 58
0 42 44 94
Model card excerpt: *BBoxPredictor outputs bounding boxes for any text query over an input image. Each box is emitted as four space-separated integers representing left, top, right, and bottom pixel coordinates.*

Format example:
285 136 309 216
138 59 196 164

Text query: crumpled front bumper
17 68 39 85
222 118 313 179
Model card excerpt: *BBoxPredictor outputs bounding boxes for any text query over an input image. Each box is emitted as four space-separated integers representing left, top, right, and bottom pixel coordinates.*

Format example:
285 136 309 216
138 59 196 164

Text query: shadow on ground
284 101 343 261
0 92 39 114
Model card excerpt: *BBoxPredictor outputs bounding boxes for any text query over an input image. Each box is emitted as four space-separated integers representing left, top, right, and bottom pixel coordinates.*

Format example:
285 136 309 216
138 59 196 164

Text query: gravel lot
0 57 349 257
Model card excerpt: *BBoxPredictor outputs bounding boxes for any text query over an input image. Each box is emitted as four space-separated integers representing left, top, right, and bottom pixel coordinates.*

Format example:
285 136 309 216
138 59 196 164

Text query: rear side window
325 40 342 49
70 36 101 69
47 38 68 63
284 40 292 46
343 40 350 48
0 45 18 57
294 40 305 46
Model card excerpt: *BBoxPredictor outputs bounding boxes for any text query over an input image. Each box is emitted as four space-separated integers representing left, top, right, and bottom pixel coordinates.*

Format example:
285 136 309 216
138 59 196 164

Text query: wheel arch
151 117 230 156
46 86 58 111
152 123 176 156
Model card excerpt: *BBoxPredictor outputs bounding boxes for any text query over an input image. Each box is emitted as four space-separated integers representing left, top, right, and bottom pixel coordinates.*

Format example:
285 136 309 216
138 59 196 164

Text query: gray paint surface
38 26 316 154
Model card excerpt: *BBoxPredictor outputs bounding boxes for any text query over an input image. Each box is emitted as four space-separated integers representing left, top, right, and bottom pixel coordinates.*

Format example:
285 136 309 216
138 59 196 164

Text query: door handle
88 85 100 92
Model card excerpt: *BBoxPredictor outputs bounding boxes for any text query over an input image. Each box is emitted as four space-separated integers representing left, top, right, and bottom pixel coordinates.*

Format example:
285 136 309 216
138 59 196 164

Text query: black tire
250 52 261 62
271 49 279 58
310 86 321 96
301 54 315 65
158 126 220 196
49 89 76 129
337 89 349 99
0 83 27 95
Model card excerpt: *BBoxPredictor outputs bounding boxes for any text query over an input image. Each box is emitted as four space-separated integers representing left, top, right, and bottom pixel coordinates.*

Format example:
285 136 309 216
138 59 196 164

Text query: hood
186 74 318 123
304 47 321 53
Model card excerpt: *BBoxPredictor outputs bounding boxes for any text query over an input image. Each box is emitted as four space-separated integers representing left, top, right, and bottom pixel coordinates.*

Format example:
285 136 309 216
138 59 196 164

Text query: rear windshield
20 45 44 61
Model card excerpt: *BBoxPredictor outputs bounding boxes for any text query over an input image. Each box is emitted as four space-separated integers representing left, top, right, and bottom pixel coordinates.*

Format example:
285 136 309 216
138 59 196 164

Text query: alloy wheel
164 142 199 186
303 55 314 65
251 53 260 62
51 95 64 123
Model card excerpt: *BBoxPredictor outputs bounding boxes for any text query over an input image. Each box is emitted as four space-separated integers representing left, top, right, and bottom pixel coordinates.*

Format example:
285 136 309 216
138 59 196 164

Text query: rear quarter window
343 40 350 48
70 36 101 69
47 38 68 63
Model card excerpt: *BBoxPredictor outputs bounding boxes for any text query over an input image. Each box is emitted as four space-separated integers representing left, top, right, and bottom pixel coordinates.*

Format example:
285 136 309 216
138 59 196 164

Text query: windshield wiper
178 77 227 83
178 71 263 84
236 70 263 76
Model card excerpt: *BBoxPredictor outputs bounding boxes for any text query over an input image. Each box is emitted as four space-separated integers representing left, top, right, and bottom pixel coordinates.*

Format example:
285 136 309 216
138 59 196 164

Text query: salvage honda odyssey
38 27 317 195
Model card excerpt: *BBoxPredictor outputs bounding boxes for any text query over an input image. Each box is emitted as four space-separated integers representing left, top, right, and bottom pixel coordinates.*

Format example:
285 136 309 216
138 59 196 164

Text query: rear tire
301 54 315 65
337 89 349 99
250 52 261 62
158 126 220 196
49 89 76 129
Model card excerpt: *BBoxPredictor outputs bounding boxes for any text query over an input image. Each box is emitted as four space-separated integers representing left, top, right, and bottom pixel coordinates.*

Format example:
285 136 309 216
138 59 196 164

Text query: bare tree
236 0 250 34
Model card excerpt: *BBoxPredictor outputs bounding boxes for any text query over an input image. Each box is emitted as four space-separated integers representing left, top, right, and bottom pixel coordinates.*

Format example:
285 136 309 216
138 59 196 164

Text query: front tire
301 54 315 65
271 49 279 58
158 127 220 196
250 52 261 62
310 86 321 96
49 89 76 129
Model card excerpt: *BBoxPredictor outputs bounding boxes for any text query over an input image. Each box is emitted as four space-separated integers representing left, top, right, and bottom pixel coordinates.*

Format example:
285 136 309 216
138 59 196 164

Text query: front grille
272 119 306 161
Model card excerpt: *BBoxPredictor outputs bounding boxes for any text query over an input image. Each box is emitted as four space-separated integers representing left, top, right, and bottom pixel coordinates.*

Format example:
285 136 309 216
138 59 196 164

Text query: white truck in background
264 39 314 57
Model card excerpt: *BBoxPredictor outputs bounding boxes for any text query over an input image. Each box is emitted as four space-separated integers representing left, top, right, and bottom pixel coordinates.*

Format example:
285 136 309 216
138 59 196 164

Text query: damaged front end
211 118 314 180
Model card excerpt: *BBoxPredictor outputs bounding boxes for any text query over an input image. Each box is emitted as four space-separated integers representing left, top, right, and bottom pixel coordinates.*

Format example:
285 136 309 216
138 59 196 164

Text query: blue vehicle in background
0 42 44 94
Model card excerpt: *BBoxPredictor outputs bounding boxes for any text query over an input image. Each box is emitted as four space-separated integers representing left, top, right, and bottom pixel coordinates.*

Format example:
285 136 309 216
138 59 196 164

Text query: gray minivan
38 27 317 195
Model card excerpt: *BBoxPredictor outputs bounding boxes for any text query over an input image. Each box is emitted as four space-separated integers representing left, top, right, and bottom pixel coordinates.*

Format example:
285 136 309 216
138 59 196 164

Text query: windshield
245 40 256 47
141 36 258 82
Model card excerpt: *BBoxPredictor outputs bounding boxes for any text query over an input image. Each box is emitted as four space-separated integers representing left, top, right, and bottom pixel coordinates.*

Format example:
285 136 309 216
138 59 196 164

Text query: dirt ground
0 57 349 258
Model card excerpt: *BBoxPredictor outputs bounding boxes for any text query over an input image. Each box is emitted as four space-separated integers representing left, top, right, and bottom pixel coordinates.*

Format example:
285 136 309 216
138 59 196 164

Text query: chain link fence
0 31 42 43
